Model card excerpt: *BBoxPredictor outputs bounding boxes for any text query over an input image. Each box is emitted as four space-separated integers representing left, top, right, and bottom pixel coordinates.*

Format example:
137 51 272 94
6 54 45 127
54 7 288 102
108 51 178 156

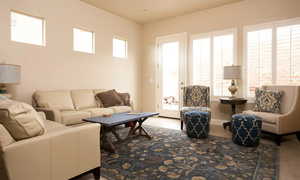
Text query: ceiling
81 0 243 24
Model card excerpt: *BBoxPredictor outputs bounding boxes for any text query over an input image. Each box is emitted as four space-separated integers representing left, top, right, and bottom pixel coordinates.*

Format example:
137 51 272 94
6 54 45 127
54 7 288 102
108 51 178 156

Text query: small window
73 28 95 54
113 37 127 58
10 11 45 46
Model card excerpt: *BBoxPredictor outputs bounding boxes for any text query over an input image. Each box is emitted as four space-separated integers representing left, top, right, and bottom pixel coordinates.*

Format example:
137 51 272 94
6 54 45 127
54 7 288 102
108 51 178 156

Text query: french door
156 33 187 118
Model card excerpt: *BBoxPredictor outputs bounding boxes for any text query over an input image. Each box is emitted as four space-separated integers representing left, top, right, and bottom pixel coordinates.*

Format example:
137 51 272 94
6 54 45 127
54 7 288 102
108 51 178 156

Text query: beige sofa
243 85 300 145
32 89 133 126
0 112 101 180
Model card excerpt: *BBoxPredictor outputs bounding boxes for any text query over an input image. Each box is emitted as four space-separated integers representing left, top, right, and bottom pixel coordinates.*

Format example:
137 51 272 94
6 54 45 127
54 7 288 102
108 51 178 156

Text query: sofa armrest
35 107 62 123
2 123 101 180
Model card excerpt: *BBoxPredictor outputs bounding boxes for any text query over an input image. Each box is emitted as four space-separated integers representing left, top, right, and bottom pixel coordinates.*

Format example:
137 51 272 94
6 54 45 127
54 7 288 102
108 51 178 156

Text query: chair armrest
2 123 101 180
279 111 300 134
35 107 62 123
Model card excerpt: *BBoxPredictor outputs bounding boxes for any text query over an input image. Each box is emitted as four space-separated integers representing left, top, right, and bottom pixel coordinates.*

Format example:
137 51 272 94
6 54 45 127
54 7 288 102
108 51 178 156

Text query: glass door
156 33 187 118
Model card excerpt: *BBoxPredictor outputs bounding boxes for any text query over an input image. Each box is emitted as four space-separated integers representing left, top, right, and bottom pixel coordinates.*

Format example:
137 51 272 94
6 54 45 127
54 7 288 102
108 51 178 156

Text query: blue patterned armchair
180 85 210 130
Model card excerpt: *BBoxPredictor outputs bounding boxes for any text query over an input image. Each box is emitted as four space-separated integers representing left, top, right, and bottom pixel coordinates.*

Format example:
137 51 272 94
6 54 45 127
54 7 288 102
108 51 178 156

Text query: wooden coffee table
83 112 159 153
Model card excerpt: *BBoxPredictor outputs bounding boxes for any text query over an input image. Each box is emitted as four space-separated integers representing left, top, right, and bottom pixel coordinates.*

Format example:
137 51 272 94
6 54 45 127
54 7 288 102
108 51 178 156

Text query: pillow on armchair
253 88 283 113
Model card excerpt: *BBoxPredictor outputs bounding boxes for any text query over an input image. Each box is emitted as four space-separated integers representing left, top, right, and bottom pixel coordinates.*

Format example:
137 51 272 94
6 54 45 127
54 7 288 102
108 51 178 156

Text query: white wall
0 0 142 110
142 0 300 120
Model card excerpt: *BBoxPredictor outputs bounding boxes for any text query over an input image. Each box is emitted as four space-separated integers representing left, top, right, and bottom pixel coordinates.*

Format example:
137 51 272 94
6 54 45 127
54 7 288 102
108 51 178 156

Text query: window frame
10 10 46 46
243 17 300 99
112 36 128 59
73 27 95 54
189 28 238 100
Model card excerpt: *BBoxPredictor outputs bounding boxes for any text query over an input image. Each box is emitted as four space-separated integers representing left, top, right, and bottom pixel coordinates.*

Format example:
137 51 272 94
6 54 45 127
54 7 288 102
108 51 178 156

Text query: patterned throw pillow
117 92 131 106
253 88 283 113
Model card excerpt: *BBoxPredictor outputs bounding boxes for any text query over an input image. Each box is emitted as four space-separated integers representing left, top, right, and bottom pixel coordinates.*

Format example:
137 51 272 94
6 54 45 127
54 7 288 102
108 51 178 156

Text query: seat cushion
61 111 91 125
109 106 132 113
71 90 97 110
243 110 282 125
81 108 114 117
44 120 68 133
0 100 46 140
34 90 75 111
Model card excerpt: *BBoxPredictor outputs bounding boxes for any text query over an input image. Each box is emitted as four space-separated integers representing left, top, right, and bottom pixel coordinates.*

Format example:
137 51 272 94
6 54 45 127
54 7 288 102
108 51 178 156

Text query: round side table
220 97 248 130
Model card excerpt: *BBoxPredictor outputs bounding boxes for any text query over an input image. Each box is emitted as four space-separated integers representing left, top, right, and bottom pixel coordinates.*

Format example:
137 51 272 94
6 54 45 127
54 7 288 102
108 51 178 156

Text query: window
73 28 95 54
113 37 127 58
10 11 45 46
245 18 300 97
191 29 237 97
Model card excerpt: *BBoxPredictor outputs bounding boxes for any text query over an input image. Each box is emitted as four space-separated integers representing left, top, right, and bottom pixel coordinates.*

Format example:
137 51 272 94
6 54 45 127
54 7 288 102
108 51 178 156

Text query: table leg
127 118 152 139
100 126 116 153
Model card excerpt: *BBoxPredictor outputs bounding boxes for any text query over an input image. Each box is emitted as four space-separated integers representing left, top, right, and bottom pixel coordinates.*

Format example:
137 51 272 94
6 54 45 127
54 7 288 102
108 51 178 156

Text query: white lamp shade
0 64 21 84
224 66 241 80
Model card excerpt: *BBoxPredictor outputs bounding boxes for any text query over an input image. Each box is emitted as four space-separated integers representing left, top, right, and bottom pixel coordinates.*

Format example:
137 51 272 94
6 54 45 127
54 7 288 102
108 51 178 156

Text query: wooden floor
79 117 300 180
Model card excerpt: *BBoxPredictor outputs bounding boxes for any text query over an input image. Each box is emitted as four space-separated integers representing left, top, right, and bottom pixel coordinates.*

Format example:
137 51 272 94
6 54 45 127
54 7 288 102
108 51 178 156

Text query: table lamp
224 65 241 98
0 64 21 94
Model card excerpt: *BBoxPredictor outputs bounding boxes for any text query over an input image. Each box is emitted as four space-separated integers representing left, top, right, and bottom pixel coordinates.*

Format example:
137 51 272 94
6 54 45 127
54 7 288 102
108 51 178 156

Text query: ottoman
232 114 262 147
184 111 211 139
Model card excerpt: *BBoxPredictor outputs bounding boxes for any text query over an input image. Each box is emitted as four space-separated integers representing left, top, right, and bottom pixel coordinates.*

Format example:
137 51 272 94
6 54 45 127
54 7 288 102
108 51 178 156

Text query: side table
220 97 248 130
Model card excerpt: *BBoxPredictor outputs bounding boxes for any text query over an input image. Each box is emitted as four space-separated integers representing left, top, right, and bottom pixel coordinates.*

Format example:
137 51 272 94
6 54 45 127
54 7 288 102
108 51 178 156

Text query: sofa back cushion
263 85 299 114
0 99 46 140
71 90 97 110
34 90 75 110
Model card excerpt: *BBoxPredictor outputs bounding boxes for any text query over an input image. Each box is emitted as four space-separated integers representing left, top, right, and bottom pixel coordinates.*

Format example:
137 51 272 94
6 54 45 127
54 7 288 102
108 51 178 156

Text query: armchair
180 85 210 130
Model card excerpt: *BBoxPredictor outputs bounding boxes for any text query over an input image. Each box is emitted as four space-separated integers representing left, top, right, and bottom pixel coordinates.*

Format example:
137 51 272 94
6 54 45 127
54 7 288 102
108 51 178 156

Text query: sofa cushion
44 120 68 133
71 90 97 110
109 106 132 114
0 100 46 140
253 88 283 113
117 92 131 106
61 111 91 125
81 108 114 117
34 90 75 111
243 110 282 125
0 124 15 148
95 90 123 108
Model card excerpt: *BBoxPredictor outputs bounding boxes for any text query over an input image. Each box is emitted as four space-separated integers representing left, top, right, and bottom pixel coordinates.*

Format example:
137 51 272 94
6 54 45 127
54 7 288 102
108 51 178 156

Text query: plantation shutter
246 29 273 97
277 24 300 85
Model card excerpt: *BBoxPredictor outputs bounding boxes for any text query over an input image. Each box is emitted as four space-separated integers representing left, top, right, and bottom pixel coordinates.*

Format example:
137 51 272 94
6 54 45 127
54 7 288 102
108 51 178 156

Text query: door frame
155 32 188 118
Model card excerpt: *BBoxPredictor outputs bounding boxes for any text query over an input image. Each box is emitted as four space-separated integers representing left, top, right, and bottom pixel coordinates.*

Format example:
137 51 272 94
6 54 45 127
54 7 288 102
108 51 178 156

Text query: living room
0 0 300 180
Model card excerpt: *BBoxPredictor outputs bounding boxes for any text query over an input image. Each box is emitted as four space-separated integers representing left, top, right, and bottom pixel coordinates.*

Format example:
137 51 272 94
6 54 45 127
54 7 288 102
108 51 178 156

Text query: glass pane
161 42 179 111
73 28 94 54
113 38 127 58
192 38 211 86
11 11 44 46
213 34 234 96
247 29 272 97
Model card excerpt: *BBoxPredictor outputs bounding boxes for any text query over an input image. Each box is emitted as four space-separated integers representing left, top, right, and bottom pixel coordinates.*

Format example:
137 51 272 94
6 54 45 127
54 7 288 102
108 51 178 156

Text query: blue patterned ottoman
184 111 211 139
232 114 262 147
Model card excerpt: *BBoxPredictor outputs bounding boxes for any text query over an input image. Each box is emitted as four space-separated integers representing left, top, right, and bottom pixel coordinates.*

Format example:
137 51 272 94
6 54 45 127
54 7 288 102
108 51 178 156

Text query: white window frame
73 27 95 54
10 10 46 46
243 17 300 99
189 28 238 100
113 36 128 59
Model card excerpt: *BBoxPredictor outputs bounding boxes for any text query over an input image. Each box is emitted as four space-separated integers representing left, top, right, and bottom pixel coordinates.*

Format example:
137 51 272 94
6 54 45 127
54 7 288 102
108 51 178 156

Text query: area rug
101 125 278 180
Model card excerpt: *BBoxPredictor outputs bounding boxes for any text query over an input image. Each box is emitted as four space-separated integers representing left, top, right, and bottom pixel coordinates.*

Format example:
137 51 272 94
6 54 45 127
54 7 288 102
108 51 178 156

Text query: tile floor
80 117 300 180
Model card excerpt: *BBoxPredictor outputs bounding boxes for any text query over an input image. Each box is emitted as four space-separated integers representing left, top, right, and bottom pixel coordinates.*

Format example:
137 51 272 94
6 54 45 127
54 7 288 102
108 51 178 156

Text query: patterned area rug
101 125 278 180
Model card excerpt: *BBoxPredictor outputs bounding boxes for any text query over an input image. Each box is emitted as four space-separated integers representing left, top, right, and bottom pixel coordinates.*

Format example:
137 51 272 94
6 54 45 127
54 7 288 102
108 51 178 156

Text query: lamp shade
224 65 241 80
0 64 21 84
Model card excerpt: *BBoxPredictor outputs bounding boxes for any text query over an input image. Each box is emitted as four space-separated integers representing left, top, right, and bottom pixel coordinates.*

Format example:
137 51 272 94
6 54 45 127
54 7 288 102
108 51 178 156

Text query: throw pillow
0 100 46 140
95 89 124 108
253 88 283 113
118 92 131 106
